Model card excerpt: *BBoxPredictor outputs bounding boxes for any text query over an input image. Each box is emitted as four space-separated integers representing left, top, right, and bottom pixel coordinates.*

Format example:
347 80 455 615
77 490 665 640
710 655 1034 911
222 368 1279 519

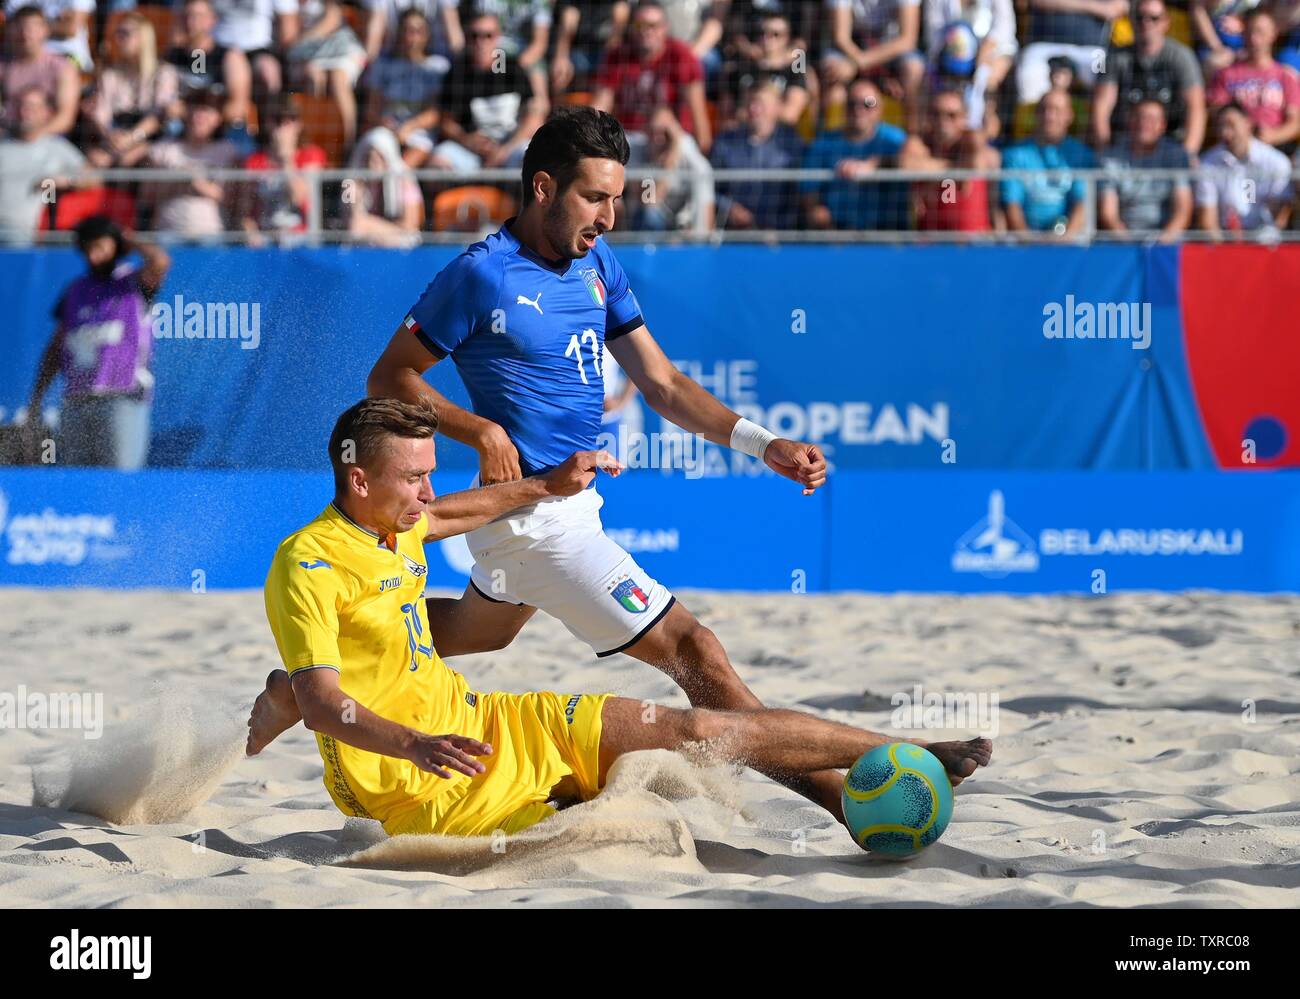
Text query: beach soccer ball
842 743 954 856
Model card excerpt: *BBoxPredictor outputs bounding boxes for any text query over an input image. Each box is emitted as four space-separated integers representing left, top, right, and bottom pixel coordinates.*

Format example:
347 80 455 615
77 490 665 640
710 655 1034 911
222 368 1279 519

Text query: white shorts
464 485 676 657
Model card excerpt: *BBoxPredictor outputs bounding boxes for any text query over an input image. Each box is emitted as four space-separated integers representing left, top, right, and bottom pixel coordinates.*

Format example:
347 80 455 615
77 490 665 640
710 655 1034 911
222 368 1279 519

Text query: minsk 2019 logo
0 489 125 566
952 490 1039 576
609 575 650 613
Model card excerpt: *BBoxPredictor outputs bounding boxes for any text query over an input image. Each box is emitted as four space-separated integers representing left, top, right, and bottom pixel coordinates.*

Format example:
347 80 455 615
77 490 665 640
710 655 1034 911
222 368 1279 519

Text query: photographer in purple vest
28 216 171 470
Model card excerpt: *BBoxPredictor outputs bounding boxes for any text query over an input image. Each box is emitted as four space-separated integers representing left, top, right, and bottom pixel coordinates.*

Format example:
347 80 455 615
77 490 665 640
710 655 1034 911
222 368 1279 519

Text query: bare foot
246 669 302 756
923 737 993 786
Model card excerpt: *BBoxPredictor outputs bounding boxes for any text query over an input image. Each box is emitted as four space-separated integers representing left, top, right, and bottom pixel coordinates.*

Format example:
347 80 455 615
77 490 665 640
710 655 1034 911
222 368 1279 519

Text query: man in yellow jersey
252 397 992 838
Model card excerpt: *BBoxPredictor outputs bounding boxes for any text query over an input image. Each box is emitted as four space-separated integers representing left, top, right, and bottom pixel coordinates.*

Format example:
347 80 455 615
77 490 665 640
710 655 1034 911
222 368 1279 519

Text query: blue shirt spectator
710 82 804 229
1001 90 1095 233
801 79 908 230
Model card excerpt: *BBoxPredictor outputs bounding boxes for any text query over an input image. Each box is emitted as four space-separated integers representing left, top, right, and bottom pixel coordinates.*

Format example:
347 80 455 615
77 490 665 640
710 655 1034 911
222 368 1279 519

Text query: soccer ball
842 742 954 856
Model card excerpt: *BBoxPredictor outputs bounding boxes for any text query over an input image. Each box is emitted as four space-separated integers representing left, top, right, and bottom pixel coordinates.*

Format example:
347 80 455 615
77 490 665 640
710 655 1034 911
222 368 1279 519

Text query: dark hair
1218 100 1252 125
520 105 630 205
74 215 125 258
329 397 440 495
396 8 429 29
11 5 47 22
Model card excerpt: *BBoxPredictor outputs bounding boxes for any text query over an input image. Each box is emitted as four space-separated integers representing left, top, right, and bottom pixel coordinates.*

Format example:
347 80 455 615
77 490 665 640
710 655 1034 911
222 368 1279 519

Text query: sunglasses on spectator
469 29 498 39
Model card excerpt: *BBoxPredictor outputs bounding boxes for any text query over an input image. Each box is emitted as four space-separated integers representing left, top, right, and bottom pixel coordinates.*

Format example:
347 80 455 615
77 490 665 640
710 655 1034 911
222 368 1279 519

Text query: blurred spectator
434 10 545 169
1001 89 1094 234
899 84 999 231
472 0 552 72
363 0 463 65
28 217 170 470
1195 101 1294 233
88 12 182 168
594 0 711 153
239 96 326 240
0 86 85 243
165 0 255 129
710 80 802 228
629 104 714 229
1206 9 1300 147
144 89 241 237
600 348 642 464
1190 0 1251 76
660 0 715 69
362 9 448 166
718 9 813 128
801 77 909 229
821 0 924 127
1098 98 1192 238
345 126 423 244
1092 0 1205 155
551 0 629 92
1016 0 1122 105
0 6 80 138
194 0 300 108
288 0 367 148
923 0 1017 93
1278 0 1300 73
3 0 94 71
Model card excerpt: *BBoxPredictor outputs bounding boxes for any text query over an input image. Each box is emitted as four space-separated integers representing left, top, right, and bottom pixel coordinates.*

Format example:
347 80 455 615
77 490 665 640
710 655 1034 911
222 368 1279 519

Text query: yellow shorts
382 691 610 838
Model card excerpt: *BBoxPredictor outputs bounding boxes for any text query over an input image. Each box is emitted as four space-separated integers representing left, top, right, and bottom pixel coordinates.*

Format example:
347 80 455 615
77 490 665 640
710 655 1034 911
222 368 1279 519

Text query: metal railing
6 165 1299 245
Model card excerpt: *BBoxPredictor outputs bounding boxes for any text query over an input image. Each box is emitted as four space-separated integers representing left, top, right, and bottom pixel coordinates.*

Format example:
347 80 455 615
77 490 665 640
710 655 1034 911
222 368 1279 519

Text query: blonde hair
118 12 158 82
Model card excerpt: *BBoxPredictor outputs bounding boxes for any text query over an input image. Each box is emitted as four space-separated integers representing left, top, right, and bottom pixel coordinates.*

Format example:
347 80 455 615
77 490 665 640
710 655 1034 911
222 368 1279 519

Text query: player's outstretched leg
596 697 993 799
620 601 850 822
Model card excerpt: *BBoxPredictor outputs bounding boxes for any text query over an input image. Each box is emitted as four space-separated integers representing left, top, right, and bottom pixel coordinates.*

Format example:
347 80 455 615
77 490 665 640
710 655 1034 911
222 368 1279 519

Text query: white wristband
730 417 777 459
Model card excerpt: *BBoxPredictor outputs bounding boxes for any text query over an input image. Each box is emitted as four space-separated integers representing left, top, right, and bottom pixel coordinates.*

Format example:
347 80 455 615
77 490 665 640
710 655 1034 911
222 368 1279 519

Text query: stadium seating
37 186 138 231
432 185 516 232
291 91 347 166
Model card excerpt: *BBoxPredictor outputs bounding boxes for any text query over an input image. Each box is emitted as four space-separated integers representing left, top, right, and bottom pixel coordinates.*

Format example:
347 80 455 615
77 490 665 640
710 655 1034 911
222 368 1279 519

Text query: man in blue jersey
252 107 852 820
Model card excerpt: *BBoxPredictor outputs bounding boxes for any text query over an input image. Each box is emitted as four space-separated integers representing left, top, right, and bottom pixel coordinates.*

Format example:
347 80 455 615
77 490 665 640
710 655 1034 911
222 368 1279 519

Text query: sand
1 587 1298 908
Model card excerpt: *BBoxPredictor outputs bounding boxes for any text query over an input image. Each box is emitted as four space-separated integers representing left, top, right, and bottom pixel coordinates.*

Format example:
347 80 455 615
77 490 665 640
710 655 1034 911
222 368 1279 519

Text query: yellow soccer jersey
264 502 475 823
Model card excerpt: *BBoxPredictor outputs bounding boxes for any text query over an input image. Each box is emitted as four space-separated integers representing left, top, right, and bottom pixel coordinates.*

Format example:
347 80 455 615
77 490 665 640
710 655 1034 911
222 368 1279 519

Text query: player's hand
477 427 523 485
544 450 623 496
763 439 828 495
406 733 493 779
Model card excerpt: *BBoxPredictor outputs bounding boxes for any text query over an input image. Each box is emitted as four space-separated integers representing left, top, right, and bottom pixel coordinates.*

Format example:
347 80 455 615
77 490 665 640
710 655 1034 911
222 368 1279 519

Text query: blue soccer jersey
402 221 645 476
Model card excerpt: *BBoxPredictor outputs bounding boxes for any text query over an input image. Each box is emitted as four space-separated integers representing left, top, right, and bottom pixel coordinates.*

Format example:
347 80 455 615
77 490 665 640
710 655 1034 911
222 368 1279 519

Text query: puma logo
516 292 543 315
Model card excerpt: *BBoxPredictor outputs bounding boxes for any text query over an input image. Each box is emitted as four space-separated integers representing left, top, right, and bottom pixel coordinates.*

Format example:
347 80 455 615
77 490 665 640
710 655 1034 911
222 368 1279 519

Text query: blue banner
1 467 1294 593
3 244 1215 473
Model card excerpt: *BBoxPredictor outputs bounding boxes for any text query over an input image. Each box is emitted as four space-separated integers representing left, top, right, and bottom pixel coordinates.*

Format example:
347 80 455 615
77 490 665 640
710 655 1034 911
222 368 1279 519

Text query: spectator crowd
2 0 1299 241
